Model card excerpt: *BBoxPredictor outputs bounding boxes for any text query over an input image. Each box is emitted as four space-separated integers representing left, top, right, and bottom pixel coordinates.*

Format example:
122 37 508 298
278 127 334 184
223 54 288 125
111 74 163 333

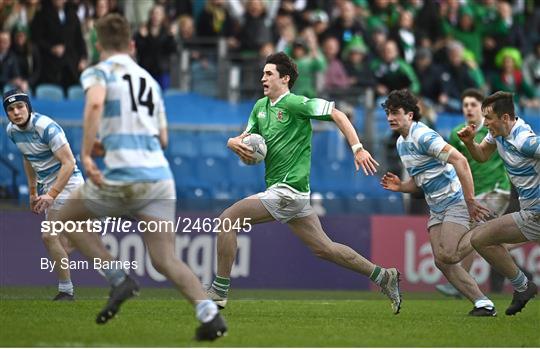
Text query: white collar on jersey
269 91 290 107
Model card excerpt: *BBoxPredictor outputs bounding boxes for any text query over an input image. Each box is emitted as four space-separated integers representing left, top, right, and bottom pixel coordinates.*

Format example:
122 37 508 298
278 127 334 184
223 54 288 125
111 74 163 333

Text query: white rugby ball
242 134 267 165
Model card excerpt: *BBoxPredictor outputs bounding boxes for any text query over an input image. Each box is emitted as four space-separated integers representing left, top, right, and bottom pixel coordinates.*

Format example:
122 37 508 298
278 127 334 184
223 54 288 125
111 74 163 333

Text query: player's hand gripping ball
241 134 267 165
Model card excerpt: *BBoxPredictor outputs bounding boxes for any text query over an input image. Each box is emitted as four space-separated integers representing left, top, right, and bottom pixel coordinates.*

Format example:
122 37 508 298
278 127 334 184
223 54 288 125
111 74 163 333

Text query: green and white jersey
449 121 511 195
246 92 334 193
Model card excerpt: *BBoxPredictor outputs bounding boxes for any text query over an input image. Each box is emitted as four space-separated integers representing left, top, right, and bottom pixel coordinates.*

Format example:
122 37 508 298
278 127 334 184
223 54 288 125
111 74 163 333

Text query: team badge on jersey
275 109 288 122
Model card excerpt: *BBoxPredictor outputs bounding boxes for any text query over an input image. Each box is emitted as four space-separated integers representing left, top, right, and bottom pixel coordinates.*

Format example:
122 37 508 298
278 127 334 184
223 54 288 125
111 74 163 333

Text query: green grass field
1 286 539 347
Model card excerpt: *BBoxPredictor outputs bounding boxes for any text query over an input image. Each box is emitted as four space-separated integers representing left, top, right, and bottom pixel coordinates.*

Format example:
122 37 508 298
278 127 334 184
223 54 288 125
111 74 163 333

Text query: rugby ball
241 134 267 165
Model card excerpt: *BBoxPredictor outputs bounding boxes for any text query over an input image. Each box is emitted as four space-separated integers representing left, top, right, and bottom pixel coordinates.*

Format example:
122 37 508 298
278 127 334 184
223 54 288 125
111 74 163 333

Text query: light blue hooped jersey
6 113 82 187
485 118 540 212
397 121 463 213
80 54 171 183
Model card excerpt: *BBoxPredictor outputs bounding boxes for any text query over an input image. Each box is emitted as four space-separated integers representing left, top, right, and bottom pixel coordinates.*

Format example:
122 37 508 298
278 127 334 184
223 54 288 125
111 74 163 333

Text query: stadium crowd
0 0 539 112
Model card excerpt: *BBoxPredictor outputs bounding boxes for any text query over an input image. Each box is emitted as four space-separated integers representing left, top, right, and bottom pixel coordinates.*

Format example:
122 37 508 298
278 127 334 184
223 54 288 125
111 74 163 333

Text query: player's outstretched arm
81 84 106 186
381 172 417 193
34 144 76 214
445 144 491 221
330 108 379 175
457 124 496 162
22 157 39 213
227 132 256 163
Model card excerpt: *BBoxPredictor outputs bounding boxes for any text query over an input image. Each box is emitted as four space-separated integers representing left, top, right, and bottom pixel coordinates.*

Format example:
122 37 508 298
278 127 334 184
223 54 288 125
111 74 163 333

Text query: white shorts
476 189 510 217
257 184 314 223
43 174 84 218
511 209 540 242
80 179 176 222
427 201 471 230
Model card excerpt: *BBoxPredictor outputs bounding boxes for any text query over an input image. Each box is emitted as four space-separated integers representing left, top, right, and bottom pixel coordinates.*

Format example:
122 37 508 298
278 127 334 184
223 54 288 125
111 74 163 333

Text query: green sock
211 276 230 297
369 266 385 285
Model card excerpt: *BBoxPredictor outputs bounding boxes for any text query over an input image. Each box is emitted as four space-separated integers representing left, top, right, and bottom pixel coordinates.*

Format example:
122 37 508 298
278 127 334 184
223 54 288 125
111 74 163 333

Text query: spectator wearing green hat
491 47 540 109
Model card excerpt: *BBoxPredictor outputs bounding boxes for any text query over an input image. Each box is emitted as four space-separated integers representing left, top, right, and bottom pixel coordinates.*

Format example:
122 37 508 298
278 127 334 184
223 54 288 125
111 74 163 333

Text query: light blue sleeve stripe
102 134 162 152
36 162 62 180
42 123 62 144
104 166 173 182
520 136 540 159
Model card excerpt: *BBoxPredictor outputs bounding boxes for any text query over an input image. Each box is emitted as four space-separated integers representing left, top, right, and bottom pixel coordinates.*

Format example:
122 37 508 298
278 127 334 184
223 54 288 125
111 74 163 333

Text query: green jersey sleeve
245 102 261 134
289 95 335 121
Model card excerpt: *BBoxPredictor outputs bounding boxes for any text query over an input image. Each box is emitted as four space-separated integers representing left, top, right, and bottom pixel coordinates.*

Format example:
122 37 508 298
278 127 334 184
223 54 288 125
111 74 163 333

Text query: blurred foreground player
208 52 402 315
4 89 83 301
459 91 539 315
55 14 227 340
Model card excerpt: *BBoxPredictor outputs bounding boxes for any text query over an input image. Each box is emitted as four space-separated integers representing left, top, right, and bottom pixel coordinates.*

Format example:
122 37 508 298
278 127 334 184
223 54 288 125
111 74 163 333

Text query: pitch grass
1 287 539 347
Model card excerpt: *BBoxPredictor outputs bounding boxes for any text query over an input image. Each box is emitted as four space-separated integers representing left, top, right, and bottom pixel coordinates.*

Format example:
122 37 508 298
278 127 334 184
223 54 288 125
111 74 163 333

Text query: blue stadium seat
35 84 64 101
67 85 85 100
198 133 229 159
169 134 198 158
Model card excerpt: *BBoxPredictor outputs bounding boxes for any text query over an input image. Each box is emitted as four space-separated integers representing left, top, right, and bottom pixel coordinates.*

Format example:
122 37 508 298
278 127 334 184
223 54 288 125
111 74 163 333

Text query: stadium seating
67 85 85 100
35 84 64 101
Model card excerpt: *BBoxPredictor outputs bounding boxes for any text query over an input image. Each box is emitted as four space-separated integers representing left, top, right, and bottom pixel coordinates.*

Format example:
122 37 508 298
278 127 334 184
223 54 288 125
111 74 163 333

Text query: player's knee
434 257 449 271
437 251 460 265
470 233 484 250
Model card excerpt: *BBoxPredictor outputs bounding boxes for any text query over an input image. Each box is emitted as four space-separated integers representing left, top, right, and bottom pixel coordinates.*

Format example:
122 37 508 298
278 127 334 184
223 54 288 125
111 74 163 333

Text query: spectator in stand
367 23 388 59
389 9 416 64
134 4 177 90
440 40 481 112
2 0 40 32
289 28 326 98
309 10 330 43
236 0 272 54
480 1 525 77
342 36 375 90
523 39 540 98
367 0 399 30
85 0 111 65
371 39 419 97
491 47 540 109
10 24 40 93
196 0 237 44
327 1 365 55
321 36 350 93
443 5 483 66
122 0 152 28
413 47 445 109
30 0 87 93
0 30 25 92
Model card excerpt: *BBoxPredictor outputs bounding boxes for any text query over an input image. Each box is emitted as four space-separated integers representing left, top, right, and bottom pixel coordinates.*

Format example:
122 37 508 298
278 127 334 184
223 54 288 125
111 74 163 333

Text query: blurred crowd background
0 0 539 111
0 0 539 213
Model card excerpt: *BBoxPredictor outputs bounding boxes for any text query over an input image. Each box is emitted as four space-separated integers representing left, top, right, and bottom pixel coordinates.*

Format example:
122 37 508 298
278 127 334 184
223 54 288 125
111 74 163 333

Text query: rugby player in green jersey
207 52 402 314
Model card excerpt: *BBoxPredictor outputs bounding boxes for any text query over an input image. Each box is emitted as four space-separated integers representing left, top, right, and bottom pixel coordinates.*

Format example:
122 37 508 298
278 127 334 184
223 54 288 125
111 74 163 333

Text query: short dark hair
461 88 484 102
481 91 515 119
265 52 298 89
96 13 131 52
381 89 421 121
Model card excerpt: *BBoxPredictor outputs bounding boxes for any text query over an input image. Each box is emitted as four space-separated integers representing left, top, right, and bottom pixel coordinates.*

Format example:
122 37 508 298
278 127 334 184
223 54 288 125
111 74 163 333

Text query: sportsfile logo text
41 217 253 236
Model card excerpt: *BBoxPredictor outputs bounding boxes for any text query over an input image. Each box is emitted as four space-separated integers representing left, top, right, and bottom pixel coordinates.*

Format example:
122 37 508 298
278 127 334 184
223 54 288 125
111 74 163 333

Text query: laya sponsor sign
371 215 539 292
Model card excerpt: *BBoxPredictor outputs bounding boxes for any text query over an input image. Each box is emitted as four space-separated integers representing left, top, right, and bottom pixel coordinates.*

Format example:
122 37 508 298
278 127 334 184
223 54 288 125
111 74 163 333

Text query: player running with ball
207 52 402 315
